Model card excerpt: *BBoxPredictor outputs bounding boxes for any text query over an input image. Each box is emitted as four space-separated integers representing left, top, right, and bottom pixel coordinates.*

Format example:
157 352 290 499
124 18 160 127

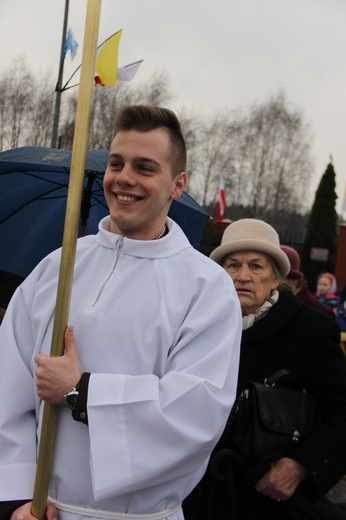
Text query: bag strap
264 369 304 391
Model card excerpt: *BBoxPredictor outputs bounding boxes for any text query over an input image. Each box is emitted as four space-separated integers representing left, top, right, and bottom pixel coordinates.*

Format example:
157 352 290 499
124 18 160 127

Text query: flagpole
51 0 70 149
31 1 102 518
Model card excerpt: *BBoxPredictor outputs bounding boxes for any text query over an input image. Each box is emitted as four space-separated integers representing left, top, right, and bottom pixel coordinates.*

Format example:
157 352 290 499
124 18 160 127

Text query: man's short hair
114 105 187 177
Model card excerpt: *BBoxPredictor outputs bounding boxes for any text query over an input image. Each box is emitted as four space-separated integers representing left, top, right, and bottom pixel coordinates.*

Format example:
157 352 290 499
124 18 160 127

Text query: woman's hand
255 457 307 502
10 501 58 520
35 326 83 406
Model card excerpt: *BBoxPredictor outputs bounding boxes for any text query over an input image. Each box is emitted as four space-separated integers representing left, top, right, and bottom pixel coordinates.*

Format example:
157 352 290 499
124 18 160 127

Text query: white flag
117 60 143 81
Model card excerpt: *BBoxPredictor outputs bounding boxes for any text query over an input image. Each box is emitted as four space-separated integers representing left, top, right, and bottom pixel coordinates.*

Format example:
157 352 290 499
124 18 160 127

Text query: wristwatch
64 382 80 411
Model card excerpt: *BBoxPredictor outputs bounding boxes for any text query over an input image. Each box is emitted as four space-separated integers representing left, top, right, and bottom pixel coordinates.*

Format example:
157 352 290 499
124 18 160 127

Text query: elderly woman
183 219 346 520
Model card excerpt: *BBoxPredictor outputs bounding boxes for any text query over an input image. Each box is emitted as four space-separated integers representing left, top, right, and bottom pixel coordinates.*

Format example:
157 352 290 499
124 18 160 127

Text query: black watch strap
64 379 81 410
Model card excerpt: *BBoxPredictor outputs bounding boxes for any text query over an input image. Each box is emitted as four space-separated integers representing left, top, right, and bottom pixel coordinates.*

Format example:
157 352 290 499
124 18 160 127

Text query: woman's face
222 250 279 315
317 276 332 296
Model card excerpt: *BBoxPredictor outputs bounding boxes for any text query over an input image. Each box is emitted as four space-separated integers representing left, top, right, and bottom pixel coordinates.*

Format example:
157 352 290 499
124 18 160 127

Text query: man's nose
115 165 135 184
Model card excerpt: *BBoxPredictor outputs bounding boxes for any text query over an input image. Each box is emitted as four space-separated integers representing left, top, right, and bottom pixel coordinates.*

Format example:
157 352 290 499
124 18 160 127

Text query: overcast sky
1 0 345 213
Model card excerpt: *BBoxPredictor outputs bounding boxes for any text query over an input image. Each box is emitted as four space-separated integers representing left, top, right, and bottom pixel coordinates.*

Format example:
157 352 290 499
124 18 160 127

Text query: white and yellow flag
94 30 122 86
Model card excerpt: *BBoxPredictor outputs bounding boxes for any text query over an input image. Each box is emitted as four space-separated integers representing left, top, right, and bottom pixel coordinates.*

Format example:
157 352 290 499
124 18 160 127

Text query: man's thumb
65 325 76 352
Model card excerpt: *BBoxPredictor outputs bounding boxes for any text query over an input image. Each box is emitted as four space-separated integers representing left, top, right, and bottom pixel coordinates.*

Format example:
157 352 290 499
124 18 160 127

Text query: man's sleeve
0 500 31 519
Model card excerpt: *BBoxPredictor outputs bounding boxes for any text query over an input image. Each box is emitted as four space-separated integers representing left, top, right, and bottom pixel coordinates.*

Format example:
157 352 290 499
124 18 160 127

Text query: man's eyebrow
108 153 122 160
108 153 161 167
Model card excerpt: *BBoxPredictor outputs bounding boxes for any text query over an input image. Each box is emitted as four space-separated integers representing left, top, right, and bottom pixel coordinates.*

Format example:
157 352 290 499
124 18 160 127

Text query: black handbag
206 371 338 520
226 369 320 468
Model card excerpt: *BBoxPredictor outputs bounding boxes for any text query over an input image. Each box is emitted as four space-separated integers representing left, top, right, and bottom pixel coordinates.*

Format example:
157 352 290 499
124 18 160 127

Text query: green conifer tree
302 161 338 290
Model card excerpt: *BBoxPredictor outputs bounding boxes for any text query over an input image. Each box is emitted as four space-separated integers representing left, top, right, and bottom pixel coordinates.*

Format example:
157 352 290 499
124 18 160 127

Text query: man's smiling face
103 128 187 240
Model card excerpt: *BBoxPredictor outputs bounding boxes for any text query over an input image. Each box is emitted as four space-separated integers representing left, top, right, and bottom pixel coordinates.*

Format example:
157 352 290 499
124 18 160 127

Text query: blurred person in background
316 272 339 313
281 245 336 321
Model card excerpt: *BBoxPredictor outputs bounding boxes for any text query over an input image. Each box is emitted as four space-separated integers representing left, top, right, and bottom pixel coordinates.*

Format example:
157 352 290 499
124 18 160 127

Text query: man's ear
171 172 187 199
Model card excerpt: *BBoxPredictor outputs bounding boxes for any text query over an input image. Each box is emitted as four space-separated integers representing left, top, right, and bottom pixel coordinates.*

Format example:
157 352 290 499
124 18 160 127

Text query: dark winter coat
183 287 346 520
336 285 346 332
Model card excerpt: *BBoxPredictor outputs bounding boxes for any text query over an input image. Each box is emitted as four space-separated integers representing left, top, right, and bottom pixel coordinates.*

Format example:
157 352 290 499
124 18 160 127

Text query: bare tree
234 92 312 218
57 94 78 149
180 112 237 206
0 76 9 151
180 92 313 226
0 57 34 150
29 73 55 147
178 109 203 187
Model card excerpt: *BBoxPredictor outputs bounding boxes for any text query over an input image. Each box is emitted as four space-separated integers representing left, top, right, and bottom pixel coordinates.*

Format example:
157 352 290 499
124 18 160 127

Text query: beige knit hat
210 218 290 278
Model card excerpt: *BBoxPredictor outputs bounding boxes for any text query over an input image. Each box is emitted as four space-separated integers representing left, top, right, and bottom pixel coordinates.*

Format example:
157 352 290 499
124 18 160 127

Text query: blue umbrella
0 146 209 278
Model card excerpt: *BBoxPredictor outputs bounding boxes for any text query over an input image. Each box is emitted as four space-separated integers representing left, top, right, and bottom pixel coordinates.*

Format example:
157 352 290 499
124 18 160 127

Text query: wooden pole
31 1 102 518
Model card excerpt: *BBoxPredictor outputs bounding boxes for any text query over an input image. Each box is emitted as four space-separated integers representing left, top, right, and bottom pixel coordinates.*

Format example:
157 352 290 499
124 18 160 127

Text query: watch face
65 390 79 410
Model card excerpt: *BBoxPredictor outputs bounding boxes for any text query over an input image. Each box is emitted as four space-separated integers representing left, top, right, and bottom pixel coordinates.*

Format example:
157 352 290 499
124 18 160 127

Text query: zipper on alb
92 236 124 306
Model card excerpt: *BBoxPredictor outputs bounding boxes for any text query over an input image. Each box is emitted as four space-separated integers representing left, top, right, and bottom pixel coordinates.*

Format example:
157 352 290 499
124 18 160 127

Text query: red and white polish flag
216 174 226 221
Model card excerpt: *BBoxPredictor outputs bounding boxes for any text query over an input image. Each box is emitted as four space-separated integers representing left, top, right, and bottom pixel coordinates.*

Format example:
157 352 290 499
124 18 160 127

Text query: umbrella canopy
0 146 209 278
